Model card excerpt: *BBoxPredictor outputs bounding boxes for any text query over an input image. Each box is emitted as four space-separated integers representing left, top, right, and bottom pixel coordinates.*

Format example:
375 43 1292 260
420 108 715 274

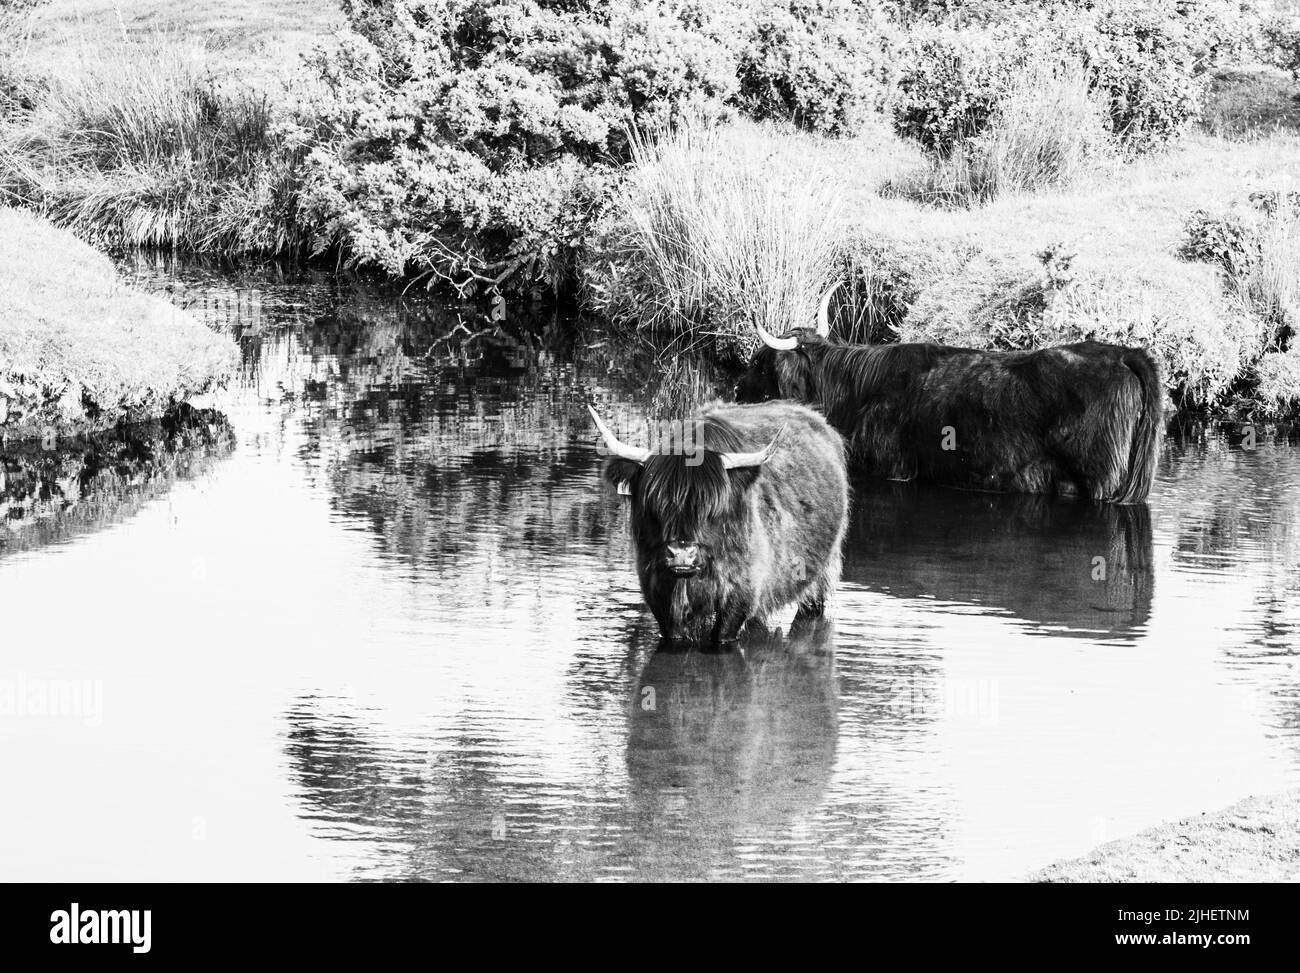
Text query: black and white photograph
0 0 1294 946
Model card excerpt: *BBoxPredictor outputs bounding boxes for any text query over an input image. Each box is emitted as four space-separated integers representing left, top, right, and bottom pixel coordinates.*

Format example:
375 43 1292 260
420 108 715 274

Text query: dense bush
735 0 899 135
891 0 1247 153
293 0 748 293
1264 14 1300 77
891 21 1021 153
1071 0 1207 146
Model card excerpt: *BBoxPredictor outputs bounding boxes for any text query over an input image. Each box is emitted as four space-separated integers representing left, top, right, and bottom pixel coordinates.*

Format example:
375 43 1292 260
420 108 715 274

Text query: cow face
591 409 778 580
734 346 782 403
735 335 820 403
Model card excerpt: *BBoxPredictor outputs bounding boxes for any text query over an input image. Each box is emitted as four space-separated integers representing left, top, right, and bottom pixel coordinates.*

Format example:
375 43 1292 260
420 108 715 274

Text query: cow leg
709 597 752 645
790 570 834 636
642 573 678 640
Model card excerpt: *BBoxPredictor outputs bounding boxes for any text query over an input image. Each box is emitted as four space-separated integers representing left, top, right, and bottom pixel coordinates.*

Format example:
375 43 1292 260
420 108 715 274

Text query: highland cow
736 284 1163 503
591 400 848 644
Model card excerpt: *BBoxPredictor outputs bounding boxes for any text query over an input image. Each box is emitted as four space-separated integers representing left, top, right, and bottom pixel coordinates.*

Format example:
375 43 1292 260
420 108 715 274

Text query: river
1 256 1296 881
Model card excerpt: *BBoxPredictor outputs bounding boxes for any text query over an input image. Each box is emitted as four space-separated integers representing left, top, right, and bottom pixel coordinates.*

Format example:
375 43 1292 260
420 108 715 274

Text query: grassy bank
1034 790 1300 882
0 206 236 441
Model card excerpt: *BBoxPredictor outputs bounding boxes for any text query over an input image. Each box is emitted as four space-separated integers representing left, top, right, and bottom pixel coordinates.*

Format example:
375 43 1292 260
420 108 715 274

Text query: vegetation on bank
0 206 236 440
2 0 1300 415
1034 789 1300 882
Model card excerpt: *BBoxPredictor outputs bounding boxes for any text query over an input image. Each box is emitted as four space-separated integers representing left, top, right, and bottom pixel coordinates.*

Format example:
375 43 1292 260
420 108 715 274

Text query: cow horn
588 405 651 464
816 281 842 337
754 320 798 352
720 426 785 470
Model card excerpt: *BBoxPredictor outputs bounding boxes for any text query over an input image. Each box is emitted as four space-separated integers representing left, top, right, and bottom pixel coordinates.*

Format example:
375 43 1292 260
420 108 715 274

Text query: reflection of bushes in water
841 482 1155 639
1160 424 1300 567
277 312 734 581
0 406 234 555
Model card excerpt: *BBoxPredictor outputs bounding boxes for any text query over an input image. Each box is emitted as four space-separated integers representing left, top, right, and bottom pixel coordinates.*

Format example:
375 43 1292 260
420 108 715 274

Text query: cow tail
1115 350 1162 504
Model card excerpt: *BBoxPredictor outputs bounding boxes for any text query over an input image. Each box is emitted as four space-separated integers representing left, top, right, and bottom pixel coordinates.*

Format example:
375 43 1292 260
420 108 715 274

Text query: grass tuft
0 38 305 254
583 117 892 357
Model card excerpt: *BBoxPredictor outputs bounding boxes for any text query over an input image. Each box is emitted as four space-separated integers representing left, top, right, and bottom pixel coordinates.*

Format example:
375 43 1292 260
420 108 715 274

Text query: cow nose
665 542 700 575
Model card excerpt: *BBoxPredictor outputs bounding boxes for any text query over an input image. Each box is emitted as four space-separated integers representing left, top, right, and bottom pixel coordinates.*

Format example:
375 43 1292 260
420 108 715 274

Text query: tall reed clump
0 40 305 254
894 58 1115 206
583 118 847 357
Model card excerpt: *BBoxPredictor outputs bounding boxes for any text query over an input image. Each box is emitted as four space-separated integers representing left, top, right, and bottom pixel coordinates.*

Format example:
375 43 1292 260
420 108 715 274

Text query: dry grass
0 206 236 440
22 0 342 90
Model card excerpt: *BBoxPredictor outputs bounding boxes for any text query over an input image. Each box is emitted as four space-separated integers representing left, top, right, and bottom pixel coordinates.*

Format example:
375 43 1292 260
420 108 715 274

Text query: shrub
734 0 899 135
892 57 1114 204
1264 14 1300 77
1069 0 1208 147
581 117 846 357
891 1 1218 154
1181 198 1300 352
294 0 743 294
891 21 1020 153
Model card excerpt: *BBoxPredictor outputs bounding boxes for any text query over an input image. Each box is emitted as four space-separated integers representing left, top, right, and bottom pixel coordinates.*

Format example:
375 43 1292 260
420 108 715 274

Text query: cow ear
602 457 641 495
725 465 762 493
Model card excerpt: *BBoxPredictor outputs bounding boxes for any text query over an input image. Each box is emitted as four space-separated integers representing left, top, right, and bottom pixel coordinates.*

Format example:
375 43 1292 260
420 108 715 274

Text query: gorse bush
1264 13 1300 76
0 43 304 252
735 0 899 135
294 0 746 293
582 117 845 355
891 20 1018 153
891 0 1235 154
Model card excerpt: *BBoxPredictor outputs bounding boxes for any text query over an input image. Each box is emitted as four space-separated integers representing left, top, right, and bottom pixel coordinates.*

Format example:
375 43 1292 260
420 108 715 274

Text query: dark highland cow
591 401 848 644
736 285 1163 503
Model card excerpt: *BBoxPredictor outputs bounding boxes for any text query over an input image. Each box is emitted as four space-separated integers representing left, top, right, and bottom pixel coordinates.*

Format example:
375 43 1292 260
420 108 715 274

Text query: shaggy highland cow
736 285 1163 503
591 400 848 644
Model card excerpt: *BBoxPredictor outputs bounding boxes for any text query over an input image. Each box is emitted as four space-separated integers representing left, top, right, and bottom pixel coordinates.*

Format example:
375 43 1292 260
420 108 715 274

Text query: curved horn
816 281 842 337
754 320 798 352
719 426 785 470
588 405 650 464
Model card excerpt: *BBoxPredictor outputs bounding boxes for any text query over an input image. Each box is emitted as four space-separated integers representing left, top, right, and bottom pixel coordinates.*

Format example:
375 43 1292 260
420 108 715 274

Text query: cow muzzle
664 542 701 577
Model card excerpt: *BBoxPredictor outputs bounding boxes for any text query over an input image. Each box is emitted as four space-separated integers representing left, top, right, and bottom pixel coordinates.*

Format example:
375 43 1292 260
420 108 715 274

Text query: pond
1 256 1297 882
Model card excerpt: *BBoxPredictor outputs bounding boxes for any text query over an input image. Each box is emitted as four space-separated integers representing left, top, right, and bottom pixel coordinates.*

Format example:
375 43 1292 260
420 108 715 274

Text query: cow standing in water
736 284 1163 503
590 401 848 644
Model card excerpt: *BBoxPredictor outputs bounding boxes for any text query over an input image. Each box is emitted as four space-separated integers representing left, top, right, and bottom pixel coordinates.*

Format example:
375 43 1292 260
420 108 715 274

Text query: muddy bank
1033 790 1300 882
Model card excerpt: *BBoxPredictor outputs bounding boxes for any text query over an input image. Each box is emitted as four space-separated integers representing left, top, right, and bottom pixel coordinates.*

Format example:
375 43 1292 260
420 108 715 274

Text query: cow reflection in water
281 626 843 881
843 481 1155 639
625 627 838 870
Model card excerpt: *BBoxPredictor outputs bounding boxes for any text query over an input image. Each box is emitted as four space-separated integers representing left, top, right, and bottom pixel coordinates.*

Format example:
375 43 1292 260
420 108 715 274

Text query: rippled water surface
2 258 1298 881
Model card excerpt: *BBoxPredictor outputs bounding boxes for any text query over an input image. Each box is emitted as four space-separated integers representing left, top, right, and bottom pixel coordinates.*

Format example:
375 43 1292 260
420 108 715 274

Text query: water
2 257 1298 882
